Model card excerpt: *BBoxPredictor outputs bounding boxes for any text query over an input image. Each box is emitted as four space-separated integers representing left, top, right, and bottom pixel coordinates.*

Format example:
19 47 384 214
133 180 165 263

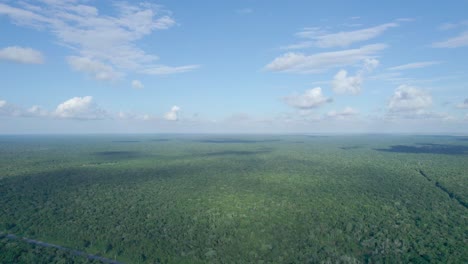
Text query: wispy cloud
67 56 122 81
395 18 415 22
266 44 385 73
433 31 468 48
236 8 253 14
141 65 201 75
0 1 198 80
437 20 468 31
283 22 398 50
0 46 44 64
456 98 468 109
387 61 441 71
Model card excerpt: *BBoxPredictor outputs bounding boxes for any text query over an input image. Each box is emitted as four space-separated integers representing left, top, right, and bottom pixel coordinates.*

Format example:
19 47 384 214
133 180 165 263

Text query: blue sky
1 0 467 134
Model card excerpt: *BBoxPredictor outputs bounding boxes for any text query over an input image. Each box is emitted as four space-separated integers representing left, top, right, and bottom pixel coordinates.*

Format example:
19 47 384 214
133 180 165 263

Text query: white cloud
54 96 107 119
0 100 23 116
67 56 122 81
332 70 362 95
327 107 359 119
386 111 454 120
314 23 397 48
281 41 315 50
141 65 201 75
236 8 253 14
0 100 50 118
363 58 380 71
287 23 397 49
266 44 386 73
294 27 327 39
117 111 162 121
0 1 198 79
164 105 180 121
331 58 378 95
433 31 468 48
388 61 441 71
283 87 332 109
131 80 144 89
0 46 44 64
395 18 415 22
154 16 176 30
437 20 468 31
456 98 468 109
27 105 49 117
438 23 457 31
388 85 432 113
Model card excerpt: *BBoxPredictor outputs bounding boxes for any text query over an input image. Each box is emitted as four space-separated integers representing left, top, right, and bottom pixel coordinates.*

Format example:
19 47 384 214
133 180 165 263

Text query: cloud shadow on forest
375 143 468 155
202 149 272 157
340 146 362 150
195 139 281 144
148 139 170 142
93 151 147 160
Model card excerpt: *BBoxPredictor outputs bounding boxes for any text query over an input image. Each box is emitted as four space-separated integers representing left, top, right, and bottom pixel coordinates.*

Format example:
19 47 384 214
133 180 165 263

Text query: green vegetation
0 135 467 263
0 234 100 263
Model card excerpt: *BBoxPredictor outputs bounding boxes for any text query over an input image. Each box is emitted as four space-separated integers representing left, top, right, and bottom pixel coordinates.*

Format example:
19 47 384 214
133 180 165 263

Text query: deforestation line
1 233 124 264
418 169 467 209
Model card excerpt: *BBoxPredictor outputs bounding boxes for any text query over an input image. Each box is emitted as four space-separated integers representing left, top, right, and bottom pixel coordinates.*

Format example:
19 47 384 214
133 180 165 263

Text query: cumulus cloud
164 105 180 121
266 44 386 73
388 61 441 71
0 100 23 116
0 46 44 64
388 85 432 113
0 1 198 79
457 98 468 109
54 96 107 119
1 97 174 121
363 58 380 72
131 80 144 89
433 31 468 48
26 105 49 117
327 107 359 119
283 87 332 109
67 56 122 81
332 70 362 95
331 58 379 95
284 23 397 49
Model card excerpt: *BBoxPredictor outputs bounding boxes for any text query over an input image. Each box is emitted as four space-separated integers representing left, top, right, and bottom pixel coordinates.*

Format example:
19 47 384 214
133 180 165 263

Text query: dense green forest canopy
0 134 467 263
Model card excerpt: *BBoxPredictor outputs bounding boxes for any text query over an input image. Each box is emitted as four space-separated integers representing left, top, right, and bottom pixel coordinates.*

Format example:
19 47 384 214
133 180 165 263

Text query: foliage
0 135 467 263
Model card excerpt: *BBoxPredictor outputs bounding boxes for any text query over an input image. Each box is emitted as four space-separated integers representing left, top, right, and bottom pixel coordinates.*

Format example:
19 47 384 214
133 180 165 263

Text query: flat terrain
0 135 467 263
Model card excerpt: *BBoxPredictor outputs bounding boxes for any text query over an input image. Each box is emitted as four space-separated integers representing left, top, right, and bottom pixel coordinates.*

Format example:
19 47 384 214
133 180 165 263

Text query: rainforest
0 134 467 263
